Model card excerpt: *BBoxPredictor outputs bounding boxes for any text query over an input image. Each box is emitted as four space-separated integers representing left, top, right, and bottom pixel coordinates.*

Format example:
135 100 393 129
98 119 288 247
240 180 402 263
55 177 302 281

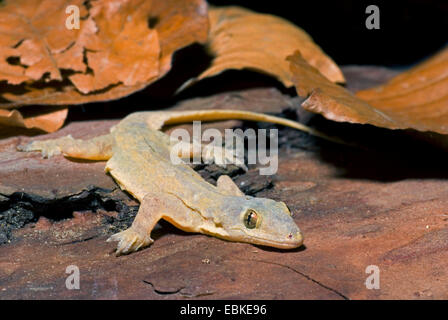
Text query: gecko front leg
216 175 245 196
18 134 114 160
107 192 202 255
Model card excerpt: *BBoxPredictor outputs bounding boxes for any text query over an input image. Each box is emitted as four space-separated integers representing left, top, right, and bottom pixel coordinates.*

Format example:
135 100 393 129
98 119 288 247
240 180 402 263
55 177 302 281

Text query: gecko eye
243 210 259 229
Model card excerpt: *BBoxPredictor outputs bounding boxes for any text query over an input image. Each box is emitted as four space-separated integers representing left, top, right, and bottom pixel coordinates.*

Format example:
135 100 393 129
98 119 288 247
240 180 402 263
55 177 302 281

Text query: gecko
18 109 329 255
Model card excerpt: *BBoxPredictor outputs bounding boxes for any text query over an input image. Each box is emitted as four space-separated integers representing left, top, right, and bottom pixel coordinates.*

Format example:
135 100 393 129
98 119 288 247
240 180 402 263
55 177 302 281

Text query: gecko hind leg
18 134 114 160
107 192 196 256
172 139 248 171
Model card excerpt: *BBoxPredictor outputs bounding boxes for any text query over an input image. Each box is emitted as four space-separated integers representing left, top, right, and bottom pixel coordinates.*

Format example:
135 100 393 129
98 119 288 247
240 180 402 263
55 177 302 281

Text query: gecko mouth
246 231 304 249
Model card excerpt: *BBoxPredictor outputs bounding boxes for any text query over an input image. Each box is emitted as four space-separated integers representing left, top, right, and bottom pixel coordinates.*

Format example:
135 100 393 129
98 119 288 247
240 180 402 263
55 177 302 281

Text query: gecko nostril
288 233 293 239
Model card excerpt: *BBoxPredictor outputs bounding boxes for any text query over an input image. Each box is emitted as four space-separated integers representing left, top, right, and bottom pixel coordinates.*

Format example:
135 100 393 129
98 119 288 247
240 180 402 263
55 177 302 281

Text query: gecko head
216 196 304 249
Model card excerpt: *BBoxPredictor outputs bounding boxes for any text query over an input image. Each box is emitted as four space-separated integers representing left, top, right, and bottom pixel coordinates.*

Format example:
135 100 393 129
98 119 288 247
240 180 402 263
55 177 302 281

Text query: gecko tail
163 109 351 146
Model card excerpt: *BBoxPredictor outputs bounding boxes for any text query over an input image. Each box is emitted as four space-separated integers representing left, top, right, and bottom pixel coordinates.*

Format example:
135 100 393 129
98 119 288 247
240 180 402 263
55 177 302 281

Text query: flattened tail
163 109 349 146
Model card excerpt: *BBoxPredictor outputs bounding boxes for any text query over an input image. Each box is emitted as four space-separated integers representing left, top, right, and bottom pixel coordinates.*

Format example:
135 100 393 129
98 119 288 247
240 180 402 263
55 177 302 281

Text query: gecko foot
107 228 154 255
202 144 248 171
17 135 74 158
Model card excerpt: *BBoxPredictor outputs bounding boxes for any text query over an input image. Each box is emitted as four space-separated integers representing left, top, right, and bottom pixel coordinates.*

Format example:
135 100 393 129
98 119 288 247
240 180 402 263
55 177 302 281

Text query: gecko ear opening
284 203 293 216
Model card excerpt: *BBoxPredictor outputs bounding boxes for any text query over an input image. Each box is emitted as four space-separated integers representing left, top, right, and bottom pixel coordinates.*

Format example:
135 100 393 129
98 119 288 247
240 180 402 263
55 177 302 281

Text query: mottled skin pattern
19 110 309 255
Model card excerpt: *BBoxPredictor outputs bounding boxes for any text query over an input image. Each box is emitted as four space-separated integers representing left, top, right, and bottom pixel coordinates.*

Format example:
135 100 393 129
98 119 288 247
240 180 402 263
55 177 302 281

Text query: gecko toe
107 228 153 255
17 140 62 158
123 236 138 253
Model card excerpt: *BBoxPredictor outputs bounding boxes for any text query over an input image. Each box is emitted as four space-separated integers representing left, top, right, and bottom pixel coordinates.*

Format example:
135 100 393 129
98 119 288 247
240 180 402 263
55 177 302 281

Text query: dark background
208 0 448 66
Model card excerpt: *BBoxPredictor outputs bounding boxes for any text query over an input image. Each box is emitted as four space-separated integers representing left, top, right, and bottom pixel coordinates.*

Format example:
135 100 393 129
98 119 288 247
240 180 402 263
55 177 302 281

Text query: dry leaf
69 0 160 94
0 47 30 85
180 6 344 91
0 107 68 132
0 0 209 108
356 47 448 133
151 0 209 75
288 48 448 134
287 51 394 127
0 0 90 84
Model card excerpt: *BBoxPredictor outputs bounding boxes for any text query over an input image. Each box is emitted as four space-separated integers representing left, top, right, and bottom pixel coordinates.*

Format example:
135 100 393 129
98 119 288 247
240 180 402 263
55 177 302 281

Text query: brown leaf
288 51 394 126
0 82 149 108
151 0 209 75
0 107 67 132
288 48 448 134
0 0 209 108
180 6 344 91
0 0 90 84
356 47 448 133
0 0 158 92
0 47 30 85
69 0 160 94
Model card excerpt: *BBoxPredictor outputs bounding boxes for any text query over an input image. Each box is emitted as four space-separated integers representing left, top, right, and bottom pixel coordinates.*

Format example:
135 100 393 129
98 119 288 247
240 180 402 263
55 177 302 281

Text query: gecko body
19 110 311 255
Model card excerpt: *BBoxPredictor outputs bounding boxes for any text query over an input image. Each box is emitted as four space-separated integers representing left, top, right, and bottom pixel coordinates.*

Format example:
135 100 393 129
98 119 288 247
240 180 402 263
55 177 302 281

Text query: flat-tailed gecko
18 110 328 255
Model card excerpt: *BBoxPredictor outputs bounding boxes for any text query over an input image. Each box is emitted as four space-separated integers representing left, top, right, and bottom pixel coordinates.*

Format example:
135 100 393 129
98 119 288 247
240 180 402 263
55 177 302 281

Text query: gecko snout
287 229 304 248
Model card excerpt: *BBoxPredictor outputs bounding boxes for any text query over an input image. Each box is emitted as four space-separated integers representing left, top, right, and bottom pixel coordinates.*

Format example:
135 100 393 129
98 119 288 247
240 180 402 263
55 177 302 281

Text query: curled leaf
180 6 344 91
288 47 448 134
0 107 67 132
151 0 209 75
356 47 448 133
288 51 395 127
